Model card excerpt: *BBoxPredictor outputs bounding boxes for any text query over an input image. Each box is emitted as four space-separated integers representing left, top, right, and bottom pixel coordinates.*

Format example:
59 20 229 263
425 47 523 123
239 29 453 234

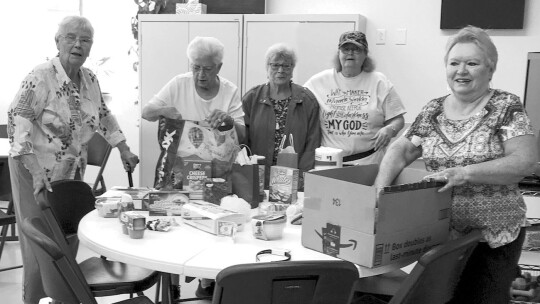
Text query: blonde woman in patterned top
375 26 539 304
8 16 138 304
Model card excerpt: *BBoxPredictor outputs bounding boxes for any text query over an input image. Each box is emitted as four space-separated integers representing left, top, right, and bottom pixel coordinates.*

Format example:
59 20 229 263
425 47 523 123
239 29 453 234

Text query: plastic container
251 214 286 240
95 197 122 218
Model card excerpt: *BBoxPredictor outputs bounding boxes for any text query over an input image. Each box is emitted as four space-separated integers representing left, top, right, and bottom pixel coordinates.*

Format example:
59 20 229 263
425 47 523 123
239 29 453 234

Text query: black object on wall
200 0 265 14
440 0 525 29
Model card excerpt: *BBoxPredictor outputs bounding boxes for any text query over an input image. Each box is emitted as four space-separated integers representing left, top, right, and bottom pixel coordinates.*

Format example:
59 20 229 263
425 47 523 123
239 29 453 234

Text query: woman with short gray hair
242 43 321 190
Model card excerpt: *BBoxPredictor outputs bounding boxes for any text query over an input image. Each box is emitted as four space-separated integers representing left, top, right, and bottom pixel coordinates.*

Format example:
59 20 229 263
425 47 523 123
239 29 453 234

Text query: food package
181 201 246 236
269 165 299 206
144 190 190 216
182 158 212 200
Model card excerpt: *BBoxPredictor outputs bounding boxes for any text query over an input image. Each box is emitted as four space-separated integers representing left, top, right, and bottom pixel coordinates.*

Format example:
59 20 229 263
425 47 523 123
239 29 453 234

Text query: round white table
78 208 413 279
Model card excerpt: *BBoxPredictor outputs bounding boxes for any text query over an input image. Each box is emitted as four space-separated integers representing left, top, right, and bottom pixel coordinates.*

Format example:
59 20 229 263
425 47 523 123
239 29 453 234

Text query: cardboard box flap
307 164 378 186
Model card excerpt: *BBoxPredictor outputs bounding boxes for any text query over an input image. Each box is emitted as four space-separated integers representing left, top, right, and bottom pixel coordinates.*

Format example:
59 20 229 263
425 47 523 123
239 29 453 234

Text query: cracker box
144 190 190 216
269 166 299 204
182 158 212 200
301 164 451 268
181 201 246 236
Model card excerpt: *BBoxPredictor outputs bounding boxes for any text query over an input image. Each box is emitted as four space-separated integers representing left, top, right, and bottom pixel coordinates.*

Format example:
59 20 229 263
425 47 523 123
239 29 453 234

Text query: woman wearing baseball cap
304 31 406 165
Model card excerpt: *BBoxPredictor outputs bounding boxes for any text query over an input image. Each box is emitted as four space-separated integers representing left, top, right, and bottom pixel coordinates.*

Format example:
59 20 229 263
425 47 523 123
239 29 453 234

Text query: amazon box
301 164 451 268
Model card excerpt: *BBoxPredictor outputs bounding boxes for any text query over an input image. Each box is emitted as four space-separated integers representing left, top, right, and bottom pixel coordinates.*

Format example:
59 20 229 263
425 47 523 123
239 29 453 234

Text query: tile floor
0 201 210 304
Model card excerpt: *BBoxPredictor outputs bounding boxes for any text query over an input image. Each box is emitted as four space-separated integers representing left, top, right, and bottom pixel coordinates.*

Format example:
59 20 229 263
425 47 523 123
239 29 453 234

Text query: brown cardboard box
301 164 451 268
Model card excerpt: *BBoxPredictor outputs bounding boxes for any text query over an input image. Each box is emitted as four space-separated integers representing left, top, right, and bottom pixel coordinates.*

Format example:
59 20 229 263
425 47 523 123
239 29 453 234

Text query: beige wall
267 0 540 122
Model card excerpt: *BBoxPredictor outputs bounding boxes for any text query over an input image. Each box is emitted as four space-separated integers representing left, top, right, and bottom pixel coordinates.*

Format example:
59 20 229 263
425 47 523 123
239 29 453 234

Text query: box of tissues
176 0 207 14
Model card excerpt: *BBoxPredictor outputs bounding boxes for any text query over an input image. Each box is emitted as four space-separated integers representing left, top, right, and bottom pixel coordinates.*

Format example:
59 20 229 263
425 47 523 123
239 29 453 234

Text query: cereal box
182 158 212 200
269 166 299 205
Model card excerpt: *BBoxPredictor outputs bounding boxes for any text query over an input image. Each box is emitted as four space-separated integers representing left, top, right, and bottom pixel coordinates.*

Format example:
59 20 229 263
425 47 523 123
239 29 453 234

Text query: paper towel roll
314 147 343 170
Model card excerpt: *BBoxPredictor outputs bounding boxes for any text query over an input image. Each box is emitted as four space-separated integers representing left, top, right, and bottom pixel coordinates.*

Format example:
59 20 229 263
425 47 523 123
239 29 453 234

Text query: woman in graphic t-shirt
304 31 406 165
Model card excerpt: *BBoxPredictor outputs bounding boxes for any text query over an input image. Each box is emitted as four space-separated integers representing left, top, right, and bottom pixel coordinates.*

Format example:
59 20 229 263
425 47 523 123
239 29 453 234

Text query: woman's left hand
372 125 394 151
121 150 140 173
423 167 468 192
207 110 234 129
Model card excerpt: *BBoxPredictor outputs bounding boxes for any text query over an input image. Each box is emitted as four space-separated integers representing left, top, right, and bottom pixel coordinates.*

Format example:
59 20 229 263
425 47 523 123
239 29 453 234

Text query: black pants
448 228 526 304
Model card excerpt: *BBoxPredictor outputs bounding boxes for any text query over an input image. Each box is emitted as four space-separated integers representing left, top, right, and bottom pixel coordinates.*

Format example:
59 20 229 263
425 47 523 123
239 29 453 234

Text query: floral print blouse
405 89 533 248
8 57 126 182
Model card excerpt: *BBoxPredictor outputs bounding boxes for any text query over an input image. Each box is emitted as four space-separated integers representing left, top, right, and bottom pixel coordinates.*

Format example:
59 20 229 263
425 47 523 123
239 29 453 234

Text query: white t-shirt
304 69 406 164
148 72 244 125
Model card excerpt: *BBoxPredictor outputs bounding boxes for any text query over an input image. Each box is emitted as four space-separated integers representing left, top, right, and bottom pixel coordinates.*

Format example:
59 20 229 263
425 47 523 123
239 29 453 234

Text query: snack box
100 187 152 210
182 158 212 200
181 201 246 236
144 190 190 216
301 164 451 268
269 166 299 204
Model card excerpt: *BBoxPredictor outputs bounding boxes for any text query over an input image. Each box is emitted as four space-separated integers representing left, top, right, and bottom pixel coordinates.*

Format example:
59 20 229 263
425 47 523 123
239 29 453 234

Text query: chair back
0 158 12 202
20 216 98 304
87 132 112 195
389 230 483 304
38 180 96 236
36 180 96 258
213 260 359 304
0 124 7 138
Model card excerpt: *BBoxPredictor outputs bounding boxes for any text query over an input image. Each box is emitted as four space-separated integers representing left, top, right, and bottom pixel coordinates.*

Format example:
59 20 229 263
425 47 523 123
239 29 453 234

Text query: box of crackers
269 165 299 205
182 158 212 200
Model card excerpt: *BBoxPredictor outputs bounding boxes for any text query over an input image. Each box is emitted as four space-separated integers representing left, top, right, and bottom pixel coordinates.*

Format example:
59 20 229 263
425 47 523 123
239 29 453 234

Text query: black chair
212 260 359 304
0 157 21 272
20 216 154 304
87 132 112 197
352 230 483 304
35 180 161 300
0 124 7 138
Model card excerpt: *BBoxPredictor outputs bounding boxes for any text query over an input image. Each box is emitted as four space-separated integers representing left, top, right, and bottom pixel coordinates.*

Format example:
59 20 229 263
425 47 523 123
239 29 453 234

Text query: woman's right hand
32 170 52 196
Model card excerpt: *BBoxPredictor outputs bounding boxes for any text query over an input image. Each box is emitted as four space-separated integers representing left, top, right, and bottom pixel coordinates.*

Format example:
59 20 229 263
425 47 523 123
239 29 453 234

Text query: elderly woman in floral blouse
8 16 138 304
375 26 539 304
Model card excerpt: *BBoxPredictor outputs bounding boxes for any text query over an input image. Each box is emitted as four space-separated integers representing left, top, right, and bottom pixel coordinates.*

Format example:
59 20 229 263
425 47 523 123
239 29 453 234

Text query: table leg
161 273 171 304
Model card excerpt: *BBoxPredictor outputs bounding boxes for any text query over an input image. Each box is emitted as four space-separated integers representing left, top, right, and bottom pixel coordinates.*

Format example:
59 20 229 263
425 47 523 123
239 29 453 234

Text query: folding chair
20 216 154 304
35 180 161 300
87 132 112 197
0 157 21 272
212 260 359 304
352 230 483 304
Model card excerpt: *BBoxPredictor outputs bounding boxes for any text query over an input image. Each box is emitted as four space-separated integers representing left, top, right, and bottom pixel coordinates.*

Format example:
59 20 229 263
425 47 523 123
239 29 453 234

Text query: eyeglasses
339 46 364 54
268 63 293 71
60 34 93 46
191 65 216 73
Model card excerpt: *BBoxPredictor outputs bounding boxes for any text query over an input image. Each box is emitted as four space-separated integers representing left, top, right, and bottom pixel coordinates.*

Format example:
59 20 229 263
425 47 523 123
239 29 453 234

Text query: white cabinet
138 14 365 187
242 14 366 94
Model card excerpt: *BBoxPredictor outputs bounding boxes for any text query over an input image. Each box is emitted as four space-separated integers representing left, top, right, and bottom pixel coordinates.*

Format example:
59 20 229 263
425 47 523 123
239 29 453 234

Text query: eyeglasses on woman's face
339 45 364 54
191 64 217 74
268 63 293 71
60 34 93 46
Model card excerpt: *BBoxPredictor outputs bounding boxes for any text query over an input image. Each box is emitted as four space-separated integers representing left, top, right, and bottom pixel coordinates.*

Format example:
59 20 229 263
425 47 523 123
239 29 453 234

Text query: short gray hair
55 16 94 41
265 43 297 68
186 36 225 65
444 25 498 72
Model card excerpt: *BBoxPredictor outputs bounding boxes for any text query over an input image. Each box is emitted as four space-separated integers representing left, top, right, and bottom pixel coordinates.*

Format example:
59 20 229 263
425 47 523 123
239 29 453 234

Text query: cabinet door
139 14 242 187
242 14 366 95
